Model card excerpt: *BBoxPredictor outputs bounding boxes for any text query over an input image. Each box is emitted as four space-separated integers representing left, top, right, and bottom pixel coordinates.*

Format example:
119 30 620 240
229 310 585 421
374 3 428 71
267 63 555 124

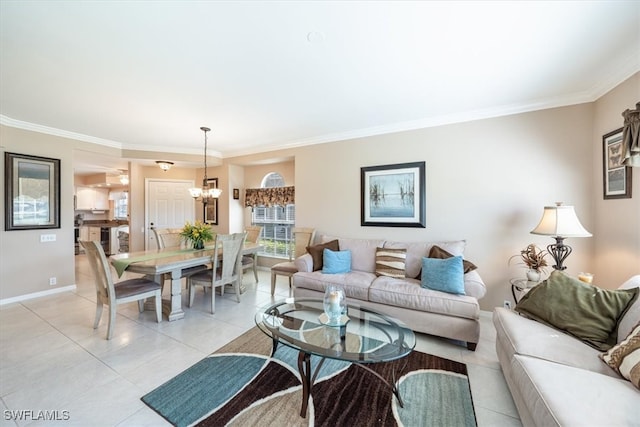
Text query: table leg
167 268 184 321
297 351 311 418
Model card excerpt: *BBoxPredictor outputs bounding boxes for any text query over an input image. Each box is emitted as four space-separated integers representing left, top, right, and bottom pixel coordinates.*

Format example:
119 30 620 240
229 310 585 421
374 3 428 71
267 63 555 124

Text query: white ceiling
1 1 639 171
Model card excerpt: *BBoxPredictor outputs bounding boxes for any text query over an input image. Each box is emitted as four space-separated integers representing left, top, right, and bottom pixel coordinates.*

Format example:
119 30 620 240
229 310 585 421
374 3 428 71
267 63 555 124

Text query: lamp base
547 236 571 271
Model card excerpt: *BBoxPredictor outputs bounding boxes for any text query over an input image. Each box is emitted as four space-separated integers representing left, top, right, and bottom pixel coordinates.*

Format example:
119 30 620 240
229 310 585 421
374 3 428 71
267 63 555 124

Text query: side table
510 278 540 304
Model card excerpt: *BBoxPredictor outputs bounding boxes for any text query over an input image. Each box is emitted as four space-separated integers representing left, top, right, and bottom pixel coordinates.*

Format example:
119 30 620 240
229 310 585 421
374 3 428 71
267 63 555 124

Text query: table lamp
530 202 592 271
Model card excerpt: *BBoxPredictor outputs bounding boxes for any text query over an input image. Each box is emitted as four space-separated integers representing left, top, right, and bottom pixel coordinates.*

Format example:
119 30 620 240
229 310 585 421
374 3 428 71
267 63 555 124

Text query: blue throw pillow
322 249 352 274
421 256 465 295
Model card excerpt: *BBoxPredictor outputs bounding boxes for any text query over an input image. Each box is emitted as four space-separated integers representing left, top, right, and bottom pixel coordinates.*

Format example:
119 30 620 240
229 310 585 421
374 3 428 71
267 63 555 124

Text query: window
114 192 128 219
251 173 295 258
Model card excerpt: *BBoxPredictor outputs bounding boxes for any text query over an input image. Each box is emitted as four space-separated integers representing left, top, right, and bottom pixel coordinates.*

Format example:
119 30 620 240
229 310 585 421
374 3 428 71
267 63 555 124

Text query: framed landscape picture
603 128 632 199
5 152 60 231
203 178 219 225
361 161 426 228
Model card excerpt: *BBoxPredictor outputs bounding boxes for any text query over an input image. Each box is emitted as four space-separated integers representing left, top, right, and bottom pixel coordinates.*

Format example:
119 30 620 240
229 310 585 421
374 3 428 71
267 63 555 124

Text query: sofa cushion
515 271 639 350
383 240 466 279
322 236 385 273
370 276 479 320
322 249 351 274
510 354 640 427
293 270 375 301
618 275 640 344
421 256 465 295
375 247 406 278
306 240 339 271
600 322 640 389
428 245 477 273
493 307 618 377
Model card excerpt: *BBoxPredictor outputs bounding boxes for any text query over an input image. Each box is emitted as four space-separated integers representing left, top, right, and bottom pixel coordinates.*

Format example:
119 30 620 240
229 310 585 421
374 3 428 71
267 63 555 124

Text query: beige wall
291 104 597 310
592 72 640 287
1 74 637 306
1 126 77 299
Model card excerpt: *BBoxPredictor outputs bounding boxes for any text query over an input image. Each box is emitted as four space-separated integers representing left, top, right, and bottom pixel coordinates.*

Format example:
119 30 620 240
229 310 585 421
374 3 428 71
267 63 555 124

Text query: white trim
0 285 77 306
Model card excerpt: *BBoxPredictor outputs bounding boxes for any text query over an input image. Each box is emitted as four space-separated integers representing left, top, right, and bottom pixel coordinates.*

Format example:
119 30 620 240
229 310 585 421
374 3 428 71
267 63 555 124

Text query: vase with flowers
181 221 214 250
509 244 548 282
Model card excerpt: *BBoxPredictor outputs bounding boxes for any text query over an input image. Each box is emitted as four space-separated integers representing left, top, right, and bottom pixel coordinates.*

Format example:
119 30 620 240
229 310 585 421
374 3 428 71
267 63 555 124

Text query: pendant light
188 126 222 204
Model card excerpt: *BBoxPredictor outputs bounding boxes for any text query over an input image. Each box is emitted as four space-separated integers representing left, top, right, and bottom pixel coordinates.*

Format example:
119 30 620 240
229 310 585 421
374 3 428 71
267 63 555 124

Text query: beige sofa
292 235 486 350
493 275 640 426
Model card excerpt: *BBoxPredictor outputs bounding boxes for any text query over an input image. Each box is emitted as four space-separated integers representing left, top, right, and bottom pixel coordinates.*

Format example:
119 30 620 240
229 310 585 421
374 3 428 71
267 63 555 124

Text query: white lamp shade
531 204 592 237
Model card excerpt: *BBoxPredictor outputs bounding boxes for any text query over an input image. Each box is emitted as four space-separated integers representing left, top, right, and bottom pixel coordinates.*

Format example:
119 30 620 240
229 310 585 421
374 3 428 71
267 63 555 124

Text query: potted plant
509 244 548 282
180 221 214 250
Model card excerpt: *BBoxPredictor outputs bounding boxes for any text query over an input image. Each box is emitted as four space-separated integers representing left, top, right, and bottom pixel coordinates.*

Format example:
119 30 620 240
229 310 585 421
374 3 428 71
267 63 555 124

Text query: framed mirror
5 152 60 230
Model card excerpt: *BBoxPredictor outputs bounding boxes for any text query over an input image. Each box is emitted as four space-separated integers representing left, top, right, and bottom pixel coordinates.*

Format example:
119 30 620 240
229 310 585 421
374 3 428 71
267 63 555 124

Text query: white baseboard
0 285 77 306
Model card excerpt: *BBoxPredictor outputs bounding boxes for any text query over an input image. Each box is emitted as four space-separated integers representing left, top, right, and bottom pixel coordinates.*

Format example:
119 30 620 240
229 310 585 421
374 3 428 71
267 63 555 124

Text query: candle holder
322 285 347 325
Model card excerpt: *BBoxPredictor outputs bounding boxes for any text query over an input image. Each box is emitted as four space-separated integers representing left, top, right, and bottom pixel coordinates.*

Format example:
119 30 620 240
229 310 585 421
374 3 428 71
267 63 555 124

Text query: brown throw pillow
515 271 639 351
600 322 640 389
306 240 339 271
428 245 477 273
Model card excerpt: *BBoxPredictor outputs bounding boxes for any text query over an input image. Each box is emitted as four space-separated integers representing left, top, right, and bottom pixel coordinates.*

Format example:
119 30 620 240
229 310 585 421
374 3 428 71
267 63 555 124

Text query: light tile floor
0 255 522 426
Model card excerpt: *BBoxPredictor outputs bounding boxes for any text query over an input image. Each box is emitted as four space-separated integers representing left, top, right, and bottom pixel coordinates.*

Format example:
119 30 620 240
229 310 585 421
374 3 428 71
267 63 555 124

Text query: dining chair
270 227 316 295
242 225 263 283
187 232 247 314
80 240 162 340
151 227 185 250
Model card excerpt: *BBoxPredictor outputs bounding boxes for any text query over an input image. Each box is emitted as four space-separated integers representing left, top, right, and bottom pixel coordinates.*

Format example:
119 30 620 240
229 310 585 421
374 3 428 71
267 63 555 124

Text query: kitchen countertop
77 221 129 228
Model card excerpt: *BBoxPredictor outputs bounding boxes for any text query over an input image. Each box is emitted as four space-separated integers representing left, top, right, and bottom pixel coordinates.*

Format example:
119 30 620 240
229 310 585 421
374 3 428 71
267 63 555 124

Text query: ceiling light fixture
188 126 222 204
156 160 174 171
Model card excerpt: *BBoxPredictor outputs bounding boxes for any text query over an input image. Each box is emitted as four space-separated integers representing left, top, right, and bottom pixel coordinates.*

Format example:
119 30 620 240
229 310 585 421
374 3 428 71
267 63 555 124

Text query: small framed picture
603 128 632 199
233 188 240 200
203 178 218 225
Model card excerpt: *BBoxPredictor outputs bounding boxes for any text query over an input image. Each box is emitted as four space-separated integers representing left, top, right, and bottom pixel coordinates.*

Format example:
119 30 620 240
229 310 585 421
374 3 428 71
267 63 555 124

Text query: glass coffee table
255 298 416 418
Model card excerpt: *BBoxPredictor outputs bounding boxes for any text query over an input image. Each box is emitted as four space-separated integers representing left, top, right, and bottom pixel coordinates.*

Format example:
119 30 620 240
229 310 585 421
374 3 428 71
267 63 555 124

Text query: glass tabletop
255 298 416 364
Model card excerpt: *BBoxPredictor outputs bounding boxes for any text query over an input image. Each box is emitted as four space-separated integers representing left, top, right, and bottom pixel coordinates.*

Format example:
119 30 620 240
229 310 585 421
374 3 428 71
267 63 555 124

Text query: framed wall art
603 128 632 199
5 152 61 231
361 161 426 228
203 178 219 225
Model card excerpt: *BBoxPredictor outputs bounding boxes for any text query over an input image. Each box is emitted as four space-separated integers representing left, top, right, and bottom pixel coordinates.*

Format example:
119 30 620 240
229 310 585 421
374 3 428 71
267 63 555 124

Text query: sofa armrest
294 253 313 273
464 270 486 300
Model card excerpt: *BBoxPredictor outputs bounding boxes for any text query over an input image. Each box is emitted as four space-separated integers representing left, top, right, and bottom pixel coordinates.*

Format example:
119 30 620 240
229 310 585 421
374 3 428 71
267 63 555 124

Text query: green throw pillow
515 271 639 351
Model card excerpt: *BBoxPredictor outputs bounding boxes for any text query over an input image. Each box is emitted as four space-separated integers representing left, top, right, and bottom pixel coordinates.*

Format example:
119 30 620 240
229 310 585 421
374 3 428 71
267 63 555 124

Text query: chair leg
270 272 277 296
137 300 144 313
94 301 103 329
155 293 162 323
234 280 241 303
210 285 216 314
107 304 116 340
288 276 293 297
253 261 258 283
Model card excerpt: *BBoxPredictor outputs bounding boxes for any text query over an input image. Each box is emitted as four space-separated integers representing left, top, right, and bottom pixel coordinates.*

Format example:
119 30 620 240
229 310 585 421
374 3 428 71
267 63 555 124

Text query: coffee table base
295 350 408 418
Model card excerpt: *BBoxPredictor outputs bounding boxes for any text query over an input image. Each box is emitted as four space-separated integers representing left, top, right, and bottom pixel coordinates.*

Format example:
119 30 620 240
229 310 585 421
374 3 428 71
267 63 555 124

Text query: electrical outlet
40 234 56 242
503 300 512 310
49 277 57 286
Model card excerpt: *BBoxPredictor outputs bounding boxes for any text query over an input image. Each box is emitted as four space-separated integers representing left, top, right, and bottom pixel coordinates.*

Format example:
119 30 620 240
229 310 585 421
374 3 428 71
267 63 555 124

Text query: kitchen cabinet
76 187 109 210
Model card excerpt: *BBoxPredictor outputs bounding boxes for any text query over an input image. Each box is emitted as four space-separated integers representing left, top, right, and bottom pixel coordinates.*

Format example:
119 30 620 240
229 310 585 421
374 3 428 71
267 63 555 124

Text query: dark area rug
142 327 476 427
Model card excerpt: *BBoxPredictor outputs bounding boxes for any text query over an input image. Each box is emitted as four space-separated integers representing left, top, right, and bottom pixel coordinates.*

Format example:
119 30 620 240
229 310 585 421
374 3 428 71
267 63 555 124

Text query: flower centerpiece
180 221 214 250
509 244 548 282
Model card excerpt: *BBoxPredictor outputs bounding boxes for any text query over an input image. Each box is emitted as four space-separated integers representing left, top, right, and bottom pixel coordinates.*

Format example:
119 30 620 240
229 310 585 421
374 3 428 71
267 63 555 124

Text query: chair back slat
211 232 246 286
79 240 116 304
152 227 186 249
293 227 316 258
244 226 262 244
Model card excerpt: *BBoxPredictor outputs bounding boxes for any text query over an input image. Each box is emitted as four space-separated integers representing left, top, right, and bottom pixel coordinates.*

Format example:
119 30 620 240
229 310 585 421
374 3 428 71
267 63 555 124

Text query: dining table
110 242 263 321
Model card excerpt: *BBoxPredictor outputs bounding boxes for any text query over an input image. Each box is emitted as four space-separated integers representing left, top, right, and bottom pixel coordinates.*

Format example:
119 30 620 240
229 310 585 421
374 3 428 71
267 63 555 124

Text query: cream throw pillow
600 322 640 389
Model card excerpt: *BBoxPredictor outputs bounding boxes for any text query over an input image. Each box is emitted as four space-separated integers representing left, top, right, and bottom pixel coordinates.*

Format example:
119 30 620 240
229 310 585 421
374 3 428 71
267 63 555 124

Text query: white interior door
146 179 195 250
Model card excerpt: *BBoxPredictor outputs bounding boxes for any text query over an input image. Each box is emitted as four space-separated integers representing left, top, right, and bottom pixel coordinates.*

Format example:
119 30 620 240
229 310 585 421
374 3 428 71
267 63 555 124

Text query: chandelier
188 126 222 204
